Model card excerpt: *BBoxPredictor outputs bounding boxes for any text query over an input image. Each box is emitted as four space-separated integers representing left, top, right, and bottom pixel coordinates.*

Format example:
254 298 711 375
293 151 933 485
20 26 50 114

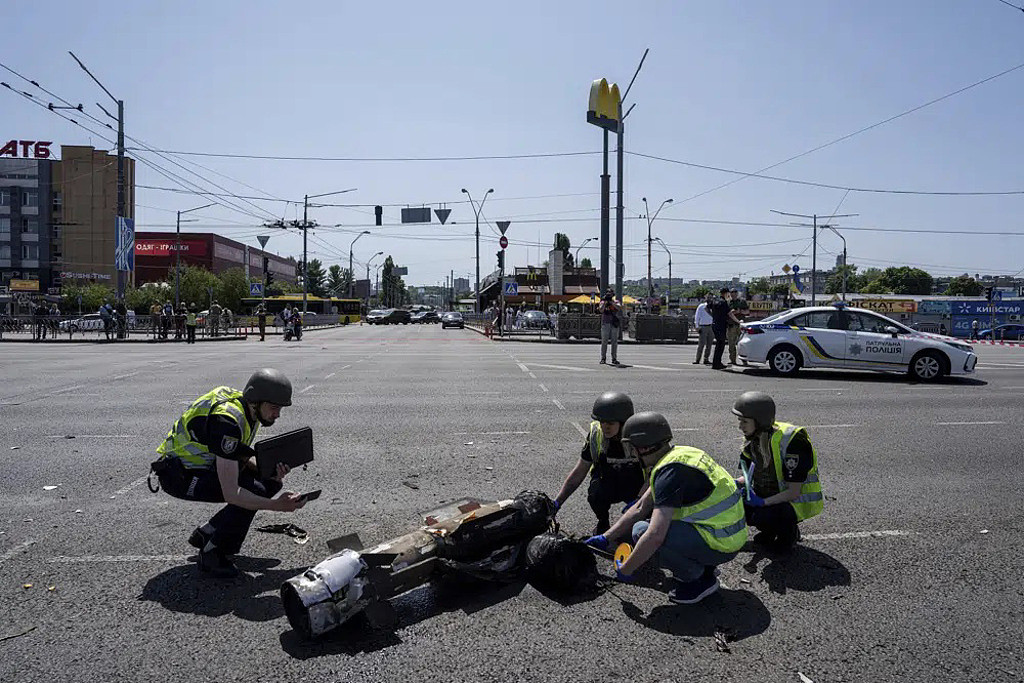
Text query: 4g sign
0 140 53 159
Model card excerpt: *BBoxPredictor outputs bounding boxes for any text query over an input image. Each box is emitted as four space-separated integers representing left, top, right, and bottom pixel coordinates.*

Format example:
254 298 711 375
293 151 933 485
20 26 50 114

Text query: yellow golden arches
587 78 621 131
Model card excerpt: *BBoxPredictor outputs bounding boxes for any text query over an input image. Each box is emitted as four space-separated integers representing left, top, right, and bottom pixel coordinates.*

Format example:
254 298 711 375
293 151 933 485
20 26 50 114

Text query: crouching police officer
587 412 747 604
731 391 823 551
552 392 645 535
150 368 306 577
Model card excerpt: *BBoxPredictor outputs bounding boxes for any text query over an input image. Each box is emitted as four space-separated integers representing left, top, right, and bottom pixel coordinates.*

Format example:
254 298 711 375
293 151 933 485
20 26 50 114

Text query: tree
553 232 571 252
579 257 593 269
769 283 790 298
944 275 982 297
217 267 249 311
165 264 219 310
304 258 327 297
826 264 859 295
860 278 891 294
379 256 407 307
690 285 712 299
124 282 166 313
747 278 770 296
326 265 352 296
877 266 933 295
61 283 115 314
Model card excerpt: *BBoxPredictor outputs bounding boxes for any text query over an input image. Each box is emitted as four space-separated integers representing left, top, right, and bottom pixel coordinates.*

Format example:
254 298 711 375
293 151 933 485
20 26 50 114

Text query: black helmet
622 411 672 449
591 392 634 423
243 368 293 406
732 391 776 429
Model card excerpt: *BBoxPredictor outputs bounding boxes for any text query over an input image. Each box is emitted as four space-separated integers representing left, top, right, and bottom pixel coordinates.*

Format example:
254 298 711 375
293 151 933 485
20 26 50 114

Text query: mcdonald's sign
587 78 621 132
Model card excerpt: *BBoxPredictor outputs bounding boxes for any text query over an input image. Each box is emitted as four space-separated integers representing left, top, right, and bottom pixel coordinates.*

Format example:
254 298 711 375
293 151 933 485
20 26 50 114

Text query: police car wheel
909 351 946 382
768 345 802 376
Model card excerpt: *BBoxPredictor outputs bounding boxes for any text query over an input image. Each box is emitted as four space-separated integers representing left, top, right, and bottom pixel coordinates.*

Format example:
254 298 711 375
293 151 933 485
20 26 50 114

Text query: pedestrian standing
598 288 622 365
161 301 173 340
186 305 197 344
726 288 749 365
176 304 187 340
710 288 735 370
256 303 266 341
692 294 714 365
150 302 162 336
209 300 222 338
970 319 979 340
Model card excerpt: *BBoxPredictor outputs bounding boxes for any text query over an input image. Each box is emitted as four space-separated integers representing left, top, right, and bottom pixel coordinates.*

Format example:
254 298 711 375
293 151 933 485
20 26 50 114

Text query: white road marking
454 431 532 435
111 371 141 381
794 388 844 392
529 372 537 379
538 384 549 393
0 539 35 566
688 388 738 393
47 554 190 564
517 362 530 372
551 398 566 411
298 384 316 394
803 424 860 429
528 363 595 372
628 364 682 372
1003 386 1024 390
935 421 1005 426
340 365 351 370
50 385 85 396
570 421 588 437
112 474 151 497
803 530 915 541
47 434 136 439
325 373 336 379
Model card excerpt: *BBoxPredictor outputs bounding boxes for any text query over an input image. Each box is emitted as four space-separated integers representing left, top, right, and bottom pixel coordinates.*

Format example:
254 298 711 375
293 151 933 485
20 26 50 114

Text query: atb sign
249 282 264 296
503 281 518 296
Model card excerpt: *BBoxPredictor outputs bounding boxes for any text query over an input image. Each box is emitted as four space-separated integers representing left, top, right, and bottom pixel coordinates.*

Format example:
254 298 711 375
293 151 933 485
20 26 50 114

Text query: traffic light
375 205 383 226
497 250 504 270
984 286 993 301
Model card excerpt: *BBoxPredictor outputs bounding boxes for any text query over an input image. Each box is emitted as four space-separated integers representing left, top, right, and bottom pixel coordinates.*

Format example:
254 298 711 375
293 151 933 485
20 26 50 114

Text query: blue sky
4 0 1024 287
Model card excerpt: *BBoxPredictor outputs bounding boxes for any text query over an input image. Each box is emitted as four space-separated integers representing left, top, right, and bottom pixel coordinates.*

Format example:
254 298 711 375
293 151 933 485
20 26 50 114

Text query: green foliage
747 278 770 295
579 257 593 269
268 279 299 297
125 282 168 312
379 256 407 307
166 264 220 309
826 265 859 294
875 266 933 295
860 278 891 294
690 285 712 299
553 233 571 252
326 265 352 296
944 275 982 297
217 268 250 311
61 283 115 313
305 258 327 297
769 283 790 298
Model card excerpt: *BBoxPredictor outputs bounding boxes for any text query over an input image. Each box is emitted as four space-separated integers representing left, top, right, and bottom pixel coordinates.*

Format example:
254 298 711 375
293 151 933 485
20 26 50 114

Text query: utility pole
575 236 598 268
824 226 848 301
642 197 673 310
299 188 357 314
70 51 128 301
365 251 383 311
450 269 454 311
349 231 371 297
771 210 857 305
175 203 214 308
654 237 672 310
461 188 494 314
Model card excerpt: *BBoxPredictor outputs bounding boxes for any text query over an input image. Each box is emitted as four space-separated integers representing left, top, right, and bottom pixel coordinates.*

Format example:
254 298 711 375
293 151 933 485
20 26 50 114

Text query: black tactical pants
587 468 644 533
744 501 799 543
156 459 282 553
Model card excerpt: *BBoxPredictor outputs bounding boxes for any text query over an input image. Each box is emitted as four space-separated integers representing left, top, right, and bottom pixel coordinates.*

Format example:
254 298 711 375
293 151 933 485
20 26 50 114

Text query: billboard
114 217 135 272
949 300 1024 317
853 299 917 314
10 279 40 292
400 207 431 223
135 239 209 257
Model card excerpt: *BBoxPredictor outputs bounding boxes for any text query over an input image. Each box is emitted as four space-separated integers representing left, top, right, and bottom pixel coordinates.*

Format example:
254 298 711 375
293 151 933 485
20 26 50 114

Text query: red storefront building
133 232 297 285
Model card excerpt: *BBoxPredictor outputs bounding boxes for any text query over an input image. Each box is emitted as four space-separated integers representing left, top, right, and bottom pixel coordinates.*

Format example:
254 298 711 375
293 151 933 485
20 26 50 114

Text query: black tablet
255 427 314 479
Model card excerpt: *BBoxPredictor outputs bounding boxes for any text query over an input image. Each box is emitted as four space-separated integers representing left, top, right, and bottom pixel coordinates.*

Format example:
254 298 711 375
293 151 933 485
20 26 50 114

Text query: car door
788 311 849 368
845 312 905 367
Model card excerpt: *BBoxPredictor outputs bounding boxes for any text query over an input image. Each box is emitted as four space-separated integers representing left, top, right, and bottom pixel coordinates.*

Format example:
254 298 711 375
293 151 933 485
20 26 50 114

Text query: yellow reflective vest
758 422 824 522
155 386 257 470
650 446 748 553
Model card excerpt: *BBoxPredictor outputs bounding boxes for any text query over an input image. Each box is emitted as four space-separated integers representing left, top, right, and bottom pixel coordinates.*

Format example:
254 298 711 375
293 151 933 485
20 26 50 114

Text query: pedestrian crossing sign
250 282 263 296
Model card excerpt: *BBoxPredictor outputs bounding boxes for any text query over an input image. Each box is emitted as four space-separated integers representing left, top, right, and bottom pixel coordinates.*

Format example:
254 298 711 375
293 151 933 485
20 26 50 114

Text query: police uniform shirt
651 462 715 508
710 297 732 330
740 430 814 498
579 435 626 470
189 411 257 463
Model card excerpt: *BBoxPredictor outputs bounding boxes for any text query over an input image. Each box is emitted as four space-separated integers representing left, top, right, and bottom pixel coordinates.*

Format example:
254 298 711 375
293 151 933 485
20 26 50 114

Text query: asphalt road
2 325 1022 682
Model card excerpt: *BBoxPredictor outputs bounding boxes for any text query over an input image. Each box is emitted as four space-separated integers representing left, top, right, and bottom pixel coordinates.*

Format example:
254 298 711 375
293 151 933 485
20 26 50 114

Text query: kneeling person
553 392 645 535
732 391 823 550
151 368 306 577
588 412 747 604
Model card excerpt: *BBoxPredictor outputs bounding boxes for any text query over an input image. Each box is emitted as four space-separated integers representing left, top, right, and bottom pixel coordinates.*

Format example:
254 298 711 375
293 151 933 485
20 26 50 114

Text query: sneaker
599 359 607 364
198 546 240 578
669 573 720 604
770 525 801 551
611 359 621 365
692 360 701 365
703 360 711 365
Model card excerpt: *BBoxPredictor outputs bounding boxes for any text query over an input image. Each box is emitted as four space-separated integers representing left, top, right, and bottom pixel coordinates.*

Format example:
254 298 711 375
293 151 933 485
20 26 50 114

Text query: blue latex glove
552 499 561 513
620 498 638 514
615 559 634 583
584 534 609 551
744 490 766 507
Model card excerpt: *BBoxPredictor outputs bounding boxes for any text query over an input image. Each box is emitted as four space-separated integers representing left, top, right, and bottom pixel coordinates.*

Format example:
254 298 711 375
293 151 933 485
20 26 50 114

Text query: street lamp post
642 197 673 310
375 263 386 306
771 210 857 305
654 237 672 308
175 203 214 308
574 236 599 266
365 251 384 310
825 226 848 301
349 231 371 298
461 188 494 314
301 188 357 313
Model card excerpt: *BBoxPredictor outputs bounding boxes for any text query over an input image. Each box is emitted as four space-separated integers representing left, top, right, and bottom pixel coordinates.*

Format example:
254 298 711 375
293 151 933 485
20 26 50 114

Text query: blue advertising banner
918 300 952 315
951 314 1012 337
114 217 135 272
949 300 1023 316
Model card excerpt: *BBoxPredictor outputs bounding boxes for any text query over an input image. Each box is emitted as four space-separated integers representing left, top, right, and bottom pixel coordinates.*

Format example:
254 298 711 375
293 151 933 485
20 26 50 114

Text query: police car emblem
221 436 238 454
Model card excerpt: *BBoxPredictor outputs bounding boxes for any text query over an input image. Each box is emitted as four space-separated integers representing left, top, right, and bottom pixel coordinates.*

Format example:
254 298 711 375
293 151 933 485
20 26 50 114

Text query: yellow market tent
567 294 597 305
621 295 640 305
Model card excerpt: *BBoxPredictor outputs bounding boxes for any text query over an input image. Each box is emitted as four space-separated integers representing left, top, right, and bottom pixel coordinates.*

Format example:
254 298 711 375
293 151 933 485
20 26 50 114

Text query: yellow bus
241 296 362 322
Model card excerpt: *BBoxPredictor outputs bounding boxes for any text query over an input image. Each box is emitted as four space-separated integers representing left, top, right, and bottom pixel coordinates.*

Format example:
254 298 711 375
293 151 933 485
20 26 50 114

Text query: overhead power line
123 148 601 162
994 0 1024 13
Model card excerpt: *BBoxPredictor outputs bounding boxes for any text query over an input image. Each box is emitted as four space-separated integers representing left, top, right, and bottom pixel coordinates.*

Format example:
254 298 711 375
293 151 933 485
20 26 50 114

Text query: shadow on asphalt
617 587 771 642
737 366 988 387
740 544 851 594
138 557 301 623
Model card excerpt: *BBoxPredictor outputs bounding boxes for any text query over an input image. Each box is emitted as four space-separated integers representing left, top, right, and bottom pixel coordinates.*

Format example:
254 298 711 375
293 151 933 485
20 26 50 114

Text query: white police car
737 303 978 381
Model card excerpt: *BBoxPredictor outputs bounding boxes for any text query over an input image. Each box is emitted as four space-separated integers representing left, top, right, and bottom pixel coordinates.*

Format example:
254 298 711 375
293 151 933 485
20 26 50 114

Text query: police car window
853 313 893 334
789 312 835 329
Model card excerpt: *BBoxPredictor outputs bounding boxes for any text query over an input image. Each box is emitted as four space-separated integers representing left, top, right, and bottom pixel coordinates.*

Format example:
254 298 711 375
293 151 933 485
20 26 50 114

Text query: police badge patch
221 436 238 455
784 456 798 471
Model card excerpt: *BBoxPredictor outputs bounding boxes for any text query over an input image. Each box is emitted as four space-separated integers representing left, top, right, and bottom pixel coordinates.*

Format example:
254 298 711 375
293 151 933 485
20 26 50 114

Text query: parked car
737 302 978 382
366 309 411 324
59 313 106 333
365 309 388 324
521 310 551 329
978 323 1024 341
411 310 441 324
441 312 465 329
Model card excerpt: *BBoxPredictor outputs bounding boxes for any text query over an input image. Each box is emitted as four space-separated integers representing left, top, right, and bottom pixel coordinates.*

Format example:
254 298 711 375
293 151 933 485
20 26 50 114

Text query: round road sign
499 236 508 249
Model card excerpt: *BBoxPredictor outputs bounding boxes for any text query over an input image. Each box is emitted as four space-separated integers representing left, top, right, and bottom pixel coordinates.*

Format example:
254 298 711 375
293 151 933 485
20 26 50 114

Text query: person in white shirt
693 294 715 365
